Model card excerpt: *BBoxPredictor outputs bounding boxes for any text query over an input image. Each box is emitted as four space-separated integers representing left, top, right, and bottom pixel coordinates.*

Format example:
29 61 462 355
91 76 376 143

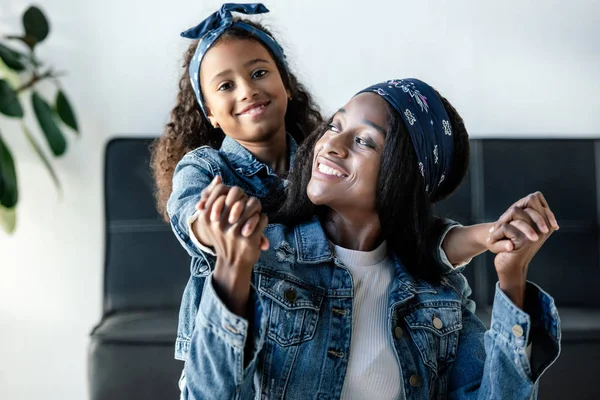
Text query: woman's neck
237 127 289 176
322 211 382 251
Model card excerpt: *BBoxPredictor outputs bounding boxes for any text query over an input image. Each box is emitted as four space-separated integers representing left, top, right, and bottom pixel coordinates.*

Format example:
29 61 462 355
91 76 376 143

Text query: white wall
0 0 598 398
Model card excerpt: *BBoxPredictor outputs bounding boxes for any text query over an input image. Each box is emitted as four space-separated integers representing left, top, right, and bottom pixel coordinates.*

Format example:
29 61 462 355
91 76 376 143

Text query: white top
335 241 404 400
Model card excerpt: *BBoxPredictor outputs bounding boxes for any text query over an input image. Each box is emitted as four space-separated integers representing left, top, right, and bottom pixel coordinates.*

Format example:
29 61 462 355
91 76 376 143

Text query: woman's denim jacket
181 218 561 399
167 136 462 363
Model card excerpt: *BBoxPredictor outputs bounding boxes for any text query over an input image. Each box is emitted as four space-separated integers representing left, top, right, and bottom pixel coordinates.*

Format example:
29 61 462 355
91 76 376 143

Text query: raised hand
196 176 270 316
487 192 559 308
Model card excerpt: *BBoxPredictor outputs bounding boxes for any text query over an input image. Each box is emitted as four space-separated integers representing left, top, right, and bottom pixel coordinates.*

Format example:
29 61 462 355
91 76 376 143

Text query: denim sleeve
448 282 561 400
182 274 267 400
167 152 217 267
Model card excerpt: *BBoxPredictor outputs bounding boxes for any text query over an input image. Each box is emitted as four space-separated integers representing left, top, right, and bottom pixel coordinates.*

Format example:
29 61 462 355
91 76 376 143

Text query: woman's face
307 93 389 214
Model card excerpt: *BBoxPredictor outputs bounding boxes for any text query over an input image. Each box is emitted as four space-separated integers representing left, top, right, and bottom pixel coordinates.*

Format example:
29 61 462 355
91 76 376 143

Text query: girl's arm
182 184 269 399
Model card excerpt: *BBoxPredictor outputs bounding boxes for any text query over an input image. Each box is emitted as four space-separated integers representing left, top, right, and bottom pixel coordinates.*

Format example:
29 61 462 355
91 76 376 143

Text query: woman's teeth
318 163 346 177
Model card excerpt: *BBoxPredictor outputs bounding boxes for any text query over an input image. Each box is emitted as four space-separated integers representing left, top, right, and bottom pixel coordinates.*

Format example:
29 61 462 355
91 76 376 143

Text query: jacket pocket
257 274 323 347
404 300 462 373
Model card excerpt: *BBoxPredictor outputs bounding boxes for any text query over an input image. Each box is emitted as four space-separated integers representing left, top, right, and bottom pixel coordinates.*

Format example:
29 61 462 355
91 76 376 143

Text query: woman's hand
487 192 558 308
196 177 270 316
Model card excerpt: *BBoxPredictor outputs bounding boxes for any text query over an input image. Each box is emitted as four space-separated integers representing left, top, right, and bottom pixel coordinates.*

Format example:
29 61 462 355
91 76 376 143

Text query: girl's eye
217 82 233 91
252 69 268 79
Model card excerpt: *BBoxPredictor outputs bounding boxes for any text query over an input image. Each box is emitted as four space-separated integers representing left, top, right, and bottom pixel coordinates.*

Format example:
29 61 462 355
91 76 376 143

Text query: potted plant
0 5 79 234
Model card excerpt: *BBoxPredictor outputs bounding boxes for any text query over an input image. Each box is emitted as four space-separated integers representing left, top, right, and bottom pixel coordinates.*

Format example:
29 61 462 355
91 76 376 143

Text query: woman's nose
322 132 349 158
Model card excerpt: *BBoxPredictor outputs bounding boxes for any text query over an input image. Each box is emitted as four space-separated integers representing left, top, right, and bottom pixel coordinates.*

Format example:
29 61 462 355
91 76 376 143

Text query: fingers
203 184 230 220
515 192 560 230
488 239 514 254
490 207 539 242
197 176 222 211
493 223 528 249
225 187 248 224
238 197 263 236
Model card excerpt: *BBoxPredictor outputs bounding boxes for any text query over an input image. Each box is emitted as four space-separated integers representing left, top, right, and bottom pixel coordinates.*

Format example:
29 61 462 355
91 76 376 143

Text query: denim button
512 324 524 337
284 287 297 303
394 326 403 339
409 375 421 387
433 316 443 330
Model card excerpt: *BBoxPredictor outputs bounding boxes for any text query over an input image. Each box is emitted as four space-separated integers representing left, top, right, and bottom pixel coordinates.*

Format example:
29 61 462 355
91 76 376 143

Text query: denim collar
220 134 298 177
292 217 439 295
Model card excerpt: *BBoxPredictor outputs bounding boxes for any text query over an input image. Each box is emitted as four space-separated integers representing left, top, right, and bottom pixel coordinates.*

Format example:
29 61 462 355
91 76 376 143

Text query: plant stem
15 70 66 93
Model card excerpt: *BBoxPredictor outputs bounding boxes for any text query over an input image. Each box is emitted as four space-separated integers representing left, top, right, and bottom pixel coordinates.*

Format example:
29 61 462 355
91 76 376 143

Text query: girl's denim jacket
181 218 561 399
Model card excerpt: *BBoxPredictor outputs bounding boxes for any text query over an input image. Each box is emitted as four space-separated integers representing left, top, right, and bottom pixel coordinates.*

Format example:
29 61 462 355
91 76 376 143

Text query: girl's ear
286 88 292 101
205 107 219 128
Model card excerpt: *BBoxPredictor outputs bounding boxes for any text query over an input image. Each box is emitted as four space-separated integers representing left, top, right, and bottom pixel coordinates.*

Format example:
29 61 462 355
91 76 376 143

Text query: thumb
488 239 514 254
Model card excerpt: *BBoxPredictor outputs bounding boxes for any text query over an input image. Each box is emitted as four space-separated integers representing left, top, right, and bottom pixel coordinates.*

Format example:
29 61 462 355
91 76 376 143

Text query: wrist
213 261 252 317
498 273 527 309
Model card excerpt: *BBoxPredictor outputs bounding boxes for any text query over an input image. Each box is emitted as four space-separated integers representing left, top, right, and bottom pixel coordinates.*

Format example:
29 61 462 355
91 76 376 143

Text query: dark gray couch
88 137 600 399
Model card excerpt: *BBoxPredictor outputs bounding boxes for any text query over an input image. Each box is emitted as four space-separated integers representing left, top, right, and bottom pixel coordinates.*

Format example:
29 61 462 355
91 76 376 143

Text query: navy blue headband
358 79 454 198
181 3 288 117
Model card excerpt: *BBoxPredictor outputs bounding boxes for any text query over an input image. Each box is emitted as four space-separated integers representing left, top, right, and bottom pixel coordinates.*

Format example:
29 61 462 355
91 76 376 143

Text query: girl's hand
487 192 558 308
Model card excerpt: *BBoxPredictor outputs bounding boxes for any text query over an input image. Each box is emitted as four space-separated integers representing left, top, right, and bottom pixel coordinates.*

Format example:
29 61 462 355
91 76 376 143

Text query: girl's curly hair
150 19 323 221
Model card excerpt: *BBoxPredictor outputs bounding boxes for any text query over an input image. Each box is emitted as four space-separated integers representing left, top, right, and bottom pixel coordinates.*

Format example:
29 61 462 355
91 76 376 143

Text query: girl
150 3 322 362
184 79 561 399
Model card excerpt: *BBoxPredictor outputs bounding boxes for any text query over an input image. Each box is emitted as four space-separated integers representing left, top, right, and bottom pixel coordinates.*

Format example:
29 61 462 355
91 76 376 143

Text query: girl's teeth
248 105 265 114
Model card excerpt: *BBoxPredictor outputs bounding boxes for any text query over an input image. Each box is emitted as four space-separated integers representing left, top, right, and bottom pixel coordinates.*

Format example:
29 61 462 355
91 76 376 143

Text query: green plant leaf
4 35 38 51
0 43 25 71
56 90 79 133
0 133 18 208
21 122 61 193
0 79 24 117
0 204 16 234
32 91 67 156
23 6 49 44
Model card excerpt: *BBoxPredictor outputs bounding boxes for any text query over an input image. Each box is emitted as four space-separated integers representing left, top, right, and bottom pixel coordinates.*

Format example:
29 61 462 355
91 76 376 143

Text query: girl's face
200 38 290 144
307 93 388 214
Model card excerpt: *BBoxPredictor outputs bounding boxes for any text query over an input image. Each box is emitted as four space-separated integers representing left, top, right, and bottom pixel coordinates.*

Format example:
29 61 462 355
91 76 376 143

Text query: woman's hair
150 18 323 221
276 90 470 282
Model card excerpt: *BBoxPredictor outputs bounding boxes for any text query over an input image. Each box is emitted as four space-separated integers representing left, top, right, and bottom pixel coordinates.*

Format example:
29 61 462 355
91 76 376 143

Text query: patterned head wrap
358 79 454 198
180 3 288 117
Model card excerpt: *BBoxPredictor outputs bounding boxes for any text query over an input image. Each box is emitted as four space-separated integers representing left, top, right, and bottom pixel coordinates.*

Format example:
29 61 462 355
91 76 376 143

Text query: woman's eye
355 137 374 148
217 82 233 91
328 123 340 133
252 69 268 79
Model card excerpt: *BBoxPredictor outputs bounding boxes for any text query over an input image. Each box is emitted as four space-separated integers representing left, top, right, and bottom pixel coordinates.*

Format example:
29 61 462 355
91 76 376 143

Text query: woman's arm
447 193 561 399
441 192 559 268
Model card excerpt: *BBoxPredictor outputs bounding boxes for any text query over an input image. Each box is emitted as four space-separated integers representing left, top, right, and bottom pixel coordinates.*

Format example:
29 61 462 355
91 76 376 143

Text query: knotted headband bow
358 79 454 198
181 3 288 116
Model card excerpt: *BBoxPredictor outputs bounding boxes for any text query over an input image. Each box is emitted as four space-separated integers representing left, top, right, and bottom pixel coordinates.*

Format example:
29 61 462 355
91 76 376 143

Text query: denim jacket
167 136 464 363
167 136 297 359
181 217 561 400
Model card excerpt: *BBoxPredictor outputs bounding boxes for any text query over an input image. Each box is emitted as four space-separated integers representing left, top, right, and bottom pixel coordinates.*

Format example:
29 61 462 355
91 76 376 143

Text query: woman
181 79 560 399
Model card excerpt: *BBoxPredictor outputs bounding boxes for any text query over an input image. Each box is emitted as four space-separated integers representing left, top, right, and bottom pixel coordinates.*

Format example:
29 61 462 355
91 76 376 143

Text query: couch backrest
435 139 600 308
103 138 190 315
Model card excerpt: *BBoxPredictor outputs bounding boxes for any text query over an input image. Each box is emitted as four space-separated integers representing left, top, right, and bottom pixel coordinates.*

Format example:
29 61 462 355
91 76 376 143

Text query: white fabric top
335 241 404 400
